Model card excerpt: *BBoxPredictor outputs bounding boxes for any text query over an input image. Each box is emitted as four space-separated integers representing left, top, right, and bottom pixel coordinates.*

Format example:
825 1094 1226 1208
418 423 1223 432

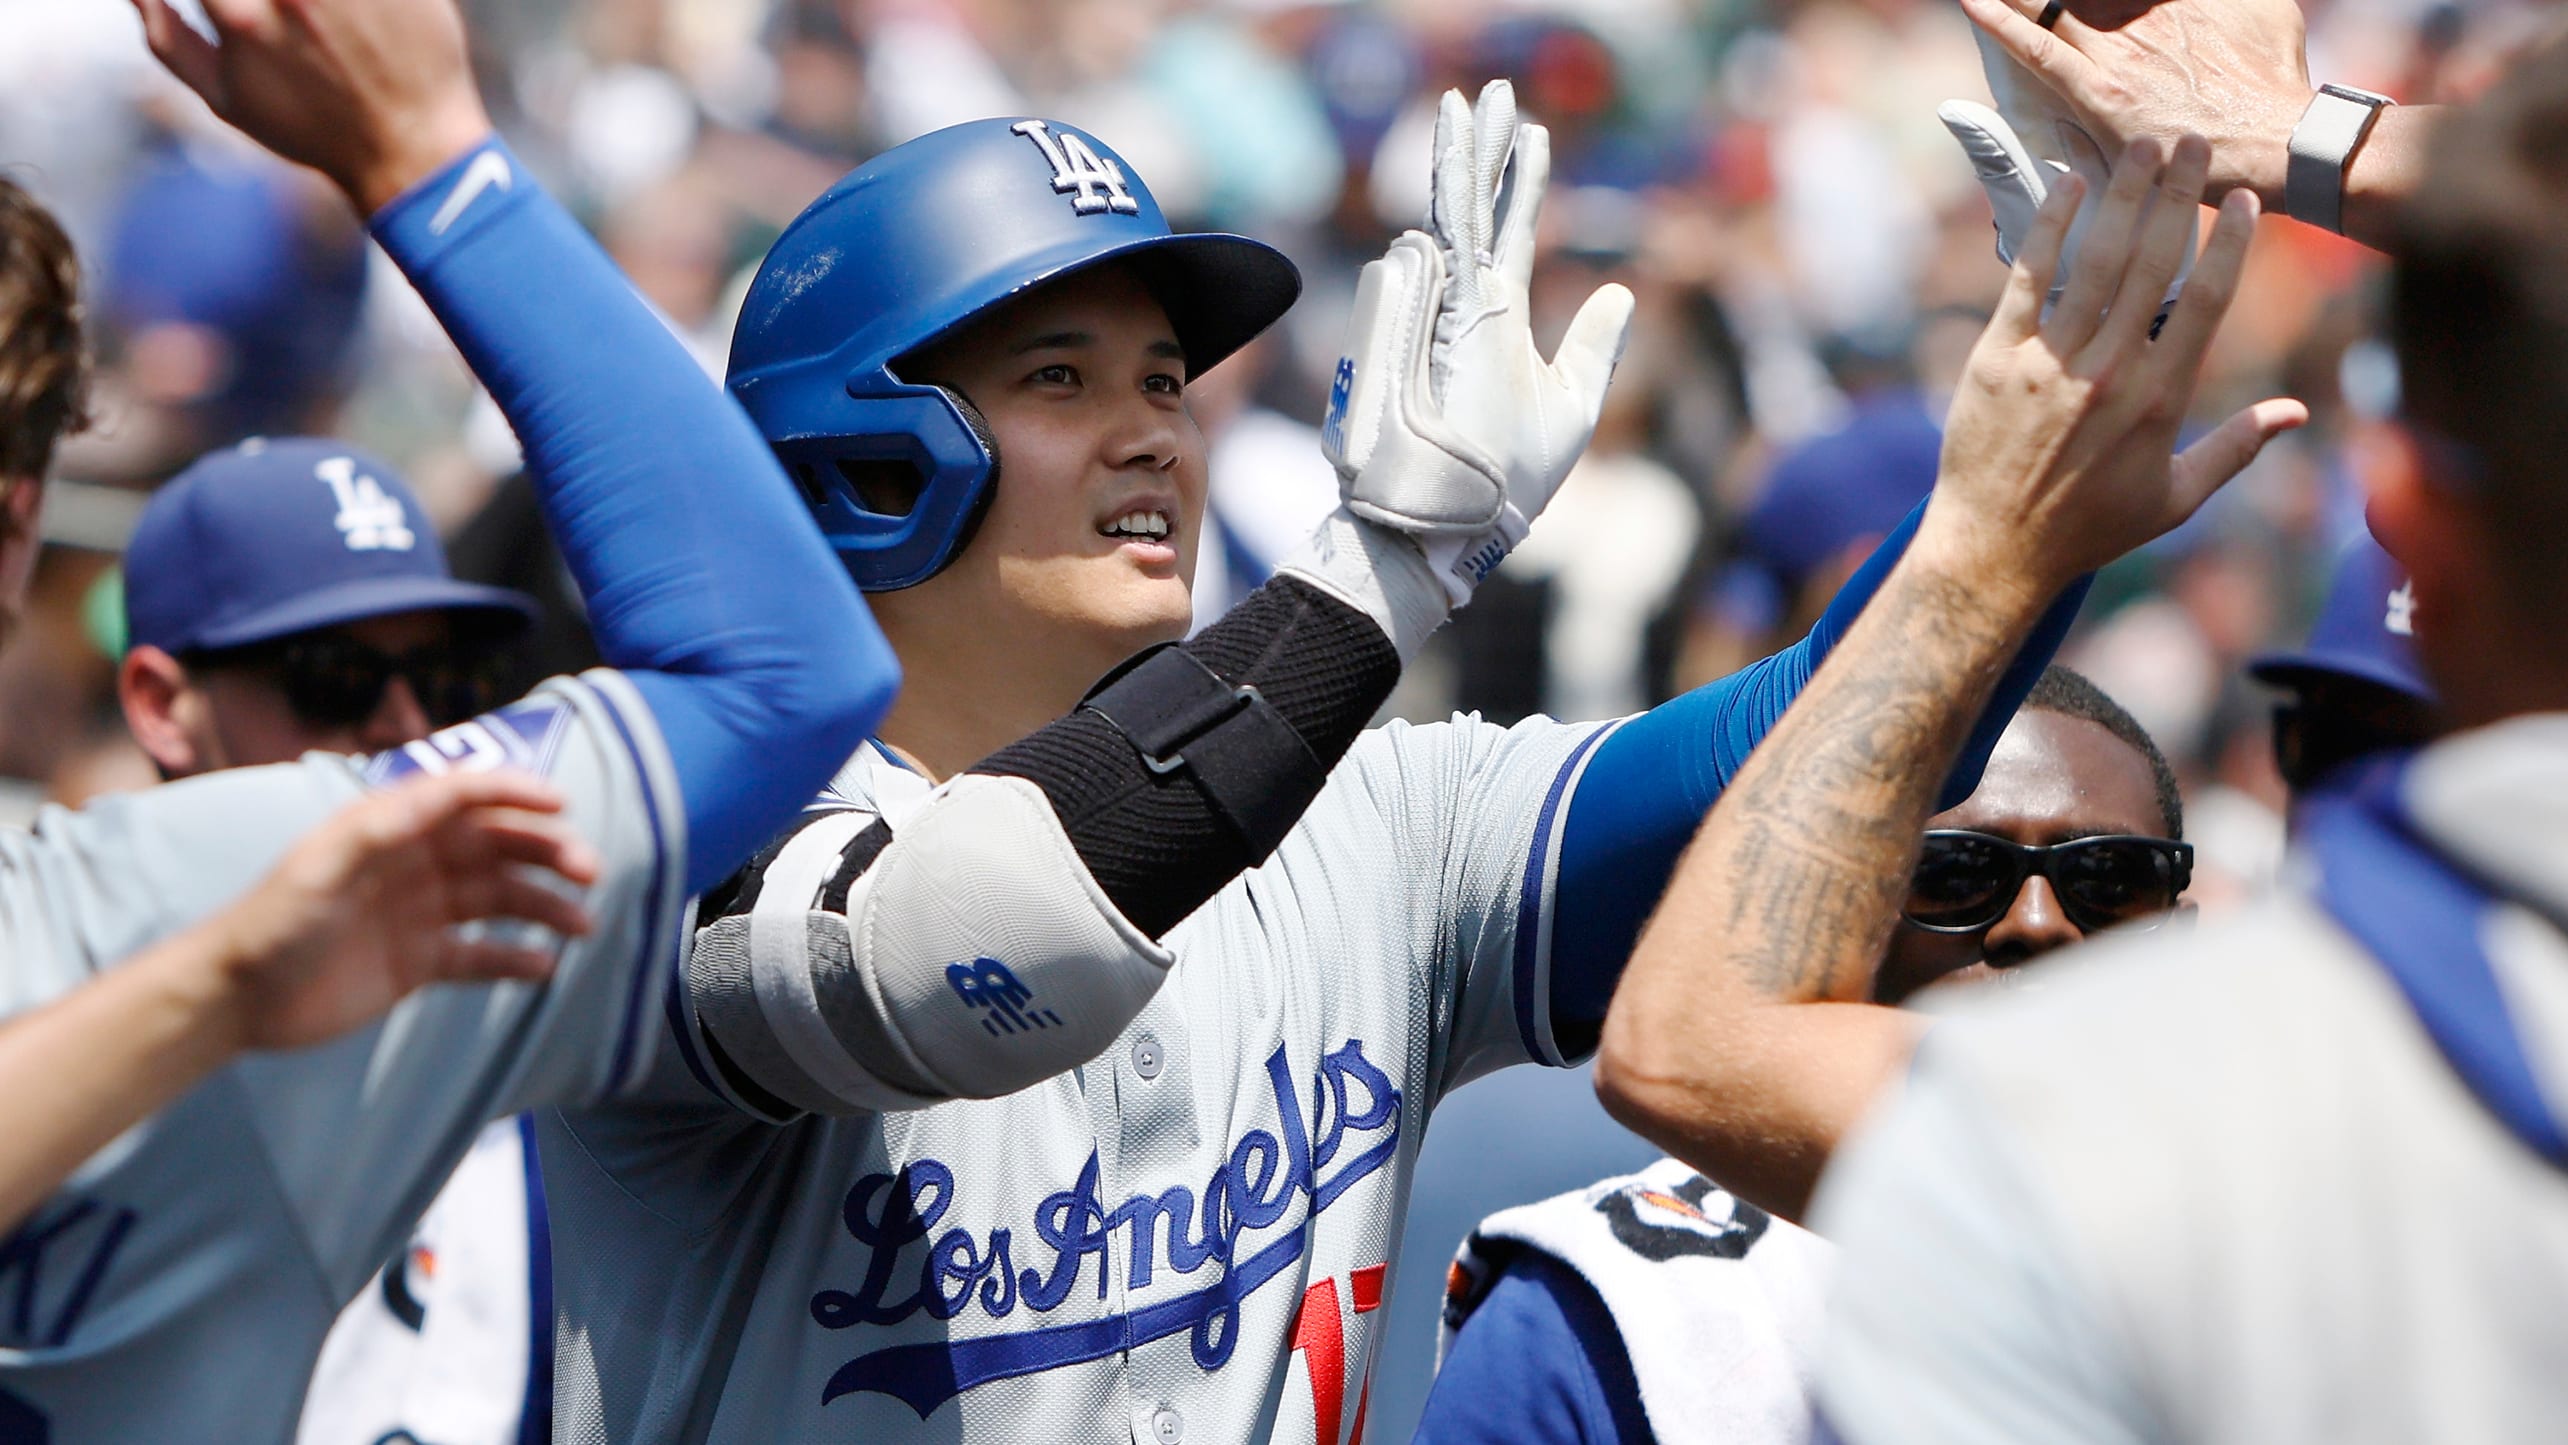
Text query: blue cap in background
124 437 537 655
1741 390 1942 593
2249 535 2435 704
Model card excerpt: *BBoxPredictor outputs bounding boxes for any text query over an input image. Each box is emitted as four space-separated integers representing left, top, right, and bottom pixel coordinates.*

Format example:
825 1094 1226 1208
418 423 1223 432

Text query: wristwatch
2286 83 2396 236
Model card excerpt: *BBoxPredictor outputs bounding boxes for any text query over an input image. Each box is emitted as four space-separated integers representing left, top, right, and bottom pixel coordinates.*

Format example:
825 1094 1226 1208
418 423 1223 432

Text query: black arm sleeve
969 574 1399 935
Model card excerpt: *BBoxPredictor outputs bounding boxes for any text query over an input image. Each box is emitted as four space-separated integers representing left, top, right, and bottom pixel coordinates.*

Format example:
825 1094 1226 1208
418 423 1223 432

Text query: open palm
1931 133 2307 599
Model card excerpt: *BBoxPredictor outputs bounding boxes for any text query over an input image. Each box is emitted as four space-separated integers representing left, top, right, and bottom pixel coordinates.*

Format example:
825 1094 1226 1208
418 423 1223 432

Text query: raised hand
1922 133 2308 604
1957 0 2315 209
1322 80 1637 606
131 0 493 213
1957 0 2439 252
1938 30 2191 316
209 769 598 1051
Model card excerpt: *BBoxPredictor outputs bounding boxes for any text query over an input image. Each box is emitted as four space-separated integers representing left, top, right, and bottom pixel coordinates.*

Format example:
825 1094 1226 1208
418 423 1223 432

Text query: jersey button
1150 1405 1184 1444
1131 1033 1164 1081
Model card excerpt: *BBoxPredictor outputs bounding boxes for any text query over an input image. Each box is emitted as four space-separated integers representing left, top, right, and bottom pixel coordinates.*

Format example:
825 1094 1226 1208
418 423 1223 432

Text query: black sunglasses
1904 830 2193 936
193 631 510 730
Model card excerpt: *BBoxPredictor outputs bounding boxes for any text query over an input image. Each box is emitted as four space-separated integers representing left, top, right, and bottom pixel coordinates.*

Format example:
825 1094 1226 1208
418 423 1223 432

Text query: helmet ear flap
772 382 999 592
941 387 1002 566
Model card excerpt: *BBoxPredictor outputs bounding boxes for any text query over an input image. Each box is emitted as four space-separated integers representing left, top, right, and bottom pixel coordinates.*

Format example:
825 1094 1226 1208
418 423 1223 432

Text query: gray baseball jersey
0 672 686 1443
541 712 1619 1444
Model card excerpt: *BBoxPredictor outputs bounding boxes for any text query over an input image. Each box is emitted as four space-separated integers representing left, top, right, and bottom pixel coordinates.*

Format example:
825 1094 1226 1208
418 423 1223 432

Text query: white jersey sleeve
0 669 686 1444
668 711 1614 1127
1328 712 1624 1095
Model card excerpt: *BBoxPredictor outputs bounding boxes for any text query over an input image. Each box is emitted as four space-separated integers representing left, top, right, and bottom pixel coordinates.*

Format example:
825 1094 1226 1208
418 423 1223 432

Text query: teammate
0 178 82 658
1814 44 2568 1440
529 76 2276 1444
0 0 910 1432
1419 667 2188 1445
1591 58 2302 1223
2249 534 2444 810
0 142 592 1285
118 440 535 774
108 441 559 1445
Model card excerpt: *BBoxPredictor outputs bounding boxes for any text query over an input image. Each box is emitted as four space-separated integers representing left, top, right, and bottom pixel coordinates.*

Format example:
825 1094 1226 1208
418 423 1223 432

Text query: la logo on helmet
1011 120 1140 216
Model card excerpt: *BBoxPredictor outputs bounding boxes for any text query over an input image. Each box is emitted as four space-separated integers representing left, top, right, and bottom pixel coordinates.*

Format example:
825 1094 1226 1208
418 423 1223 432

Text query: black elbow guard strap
971 575 1397 936
1079 644 1328 863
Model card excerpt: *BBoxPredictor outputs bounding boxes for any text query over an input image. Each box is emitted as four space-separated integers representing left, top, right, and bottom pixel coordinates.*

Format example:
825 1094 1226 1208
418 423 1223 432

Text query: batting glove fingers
1321 81 1634 609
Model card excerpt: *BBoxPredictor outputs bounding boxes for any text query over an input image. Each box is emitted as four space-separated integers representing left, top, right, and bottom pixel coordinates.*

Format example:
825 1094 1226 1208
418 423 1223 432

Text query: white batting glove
1319 81 1635 609
1939 30 2192 318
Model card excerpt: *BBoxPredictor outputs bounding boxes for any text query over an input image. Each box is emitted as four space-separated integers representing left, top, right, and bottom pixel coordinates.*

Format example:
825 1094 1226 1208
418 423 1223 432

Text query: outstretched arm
1543 506 2091 1049
1596 135 2306 1221
1960 0 2439 252
135 0 896 892
0 771 593 1234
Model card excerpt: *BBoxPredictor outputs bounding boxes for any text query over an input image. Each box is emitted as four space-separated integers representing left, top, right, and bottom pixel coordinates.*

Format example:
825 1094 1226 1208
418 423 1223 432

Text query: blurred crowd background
2 0 2558 1433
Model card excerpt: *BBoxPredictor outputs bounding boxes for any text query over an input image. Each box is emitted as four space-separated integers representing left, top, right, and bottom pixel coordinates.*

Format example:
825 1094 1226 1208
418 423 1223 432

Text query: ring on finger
2037 0 2065 28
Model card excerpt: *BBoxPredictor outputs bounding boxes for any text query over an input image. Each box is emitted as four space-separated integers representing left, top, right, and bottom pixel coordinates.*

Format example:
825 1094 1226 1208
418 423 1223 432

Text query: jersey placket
1108 989 1213 1445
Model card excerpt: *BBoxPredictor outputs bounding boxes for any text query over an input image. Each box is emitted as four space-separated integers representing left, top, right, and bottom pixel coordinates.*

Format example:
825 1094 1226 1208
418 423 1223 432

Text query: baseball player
528 85 2106 1443
2248 534 2445 810
1420 667 2190 1445
1591 37 2303 1220
105 441 563 1445
0 88 581 1242
0 0 908 1433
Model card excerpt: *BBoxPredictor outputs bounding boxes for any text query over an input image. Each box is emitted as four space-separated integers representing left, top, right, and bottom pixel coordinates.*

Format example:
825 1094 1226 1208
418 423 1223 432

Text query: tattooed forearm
1593 129 2294 1217
1591 540 2050 1218
1707 558 2033 999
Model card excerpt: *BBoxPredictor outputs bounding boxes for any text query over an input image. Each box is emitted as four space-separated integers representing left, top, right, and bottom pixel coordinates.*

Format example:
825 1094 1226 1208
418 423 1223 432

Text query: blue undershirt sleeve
371 140 897 893
1545 500 2090 1039
1414 1252 1654 1445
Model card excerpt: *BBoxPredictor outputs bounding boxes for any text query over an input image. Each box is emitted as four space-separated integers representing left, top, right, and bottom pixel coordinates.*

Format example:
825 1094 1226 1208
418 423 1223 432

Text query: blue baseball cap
1742 390 1943 592
2249 535 2435 704
124 437 537 655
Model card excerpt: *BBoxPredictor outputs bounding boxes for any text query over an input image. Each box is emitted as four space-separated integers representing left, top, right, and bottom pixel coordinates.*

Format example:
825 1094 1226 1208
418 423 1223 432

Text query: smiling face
1873 708 2180 1006
870 263 1206 688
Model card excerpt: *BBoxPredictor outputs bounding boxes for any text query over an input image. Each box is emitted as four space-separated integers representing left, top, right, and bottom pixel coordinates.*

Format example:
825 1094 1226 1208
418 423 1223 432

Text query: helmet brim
903 230 1302 382
1113 232 1304 378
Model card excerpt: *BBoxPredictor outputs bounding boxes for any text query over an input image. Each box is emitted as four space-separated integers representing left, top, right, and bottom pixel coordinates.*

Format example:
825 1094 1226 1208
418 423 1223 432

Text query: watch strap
2287 83 2394 236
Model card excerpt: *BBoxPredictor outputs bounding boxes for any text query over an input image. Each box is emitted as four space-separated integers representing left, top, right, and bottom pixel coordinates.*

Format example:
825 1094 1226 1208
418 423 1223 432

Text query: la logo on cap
318 455 415 553
2386 581 2416 637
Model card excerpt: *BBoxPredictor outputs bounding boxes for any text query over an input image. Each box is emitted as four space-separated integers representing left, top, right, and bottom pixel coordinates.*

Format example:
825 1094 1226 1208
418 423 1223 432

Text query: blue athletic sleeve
1546 501 2089 1037
1414 1251 1654 1445
370 141 896 892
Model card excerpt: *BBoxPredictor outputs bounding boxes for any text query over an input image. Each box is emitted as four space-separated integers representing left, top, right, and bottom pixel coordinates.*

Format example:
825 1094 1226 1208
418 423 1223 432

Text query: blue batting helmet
728 118 1303 592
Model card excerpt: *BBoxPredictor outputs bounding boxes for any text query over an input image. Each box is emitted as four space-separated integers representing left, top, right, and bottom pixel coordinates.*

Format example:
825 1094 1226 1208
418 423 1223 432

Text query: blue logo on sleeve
945 958 1062 1035
365 695 575 786
809 1038 1402 1417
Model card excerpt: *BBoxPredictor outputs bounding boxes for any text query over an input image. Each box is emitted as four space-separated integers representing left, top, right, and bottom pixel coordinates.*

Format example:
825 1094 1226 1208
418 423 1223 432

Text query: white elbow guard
688 775 1175 1114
